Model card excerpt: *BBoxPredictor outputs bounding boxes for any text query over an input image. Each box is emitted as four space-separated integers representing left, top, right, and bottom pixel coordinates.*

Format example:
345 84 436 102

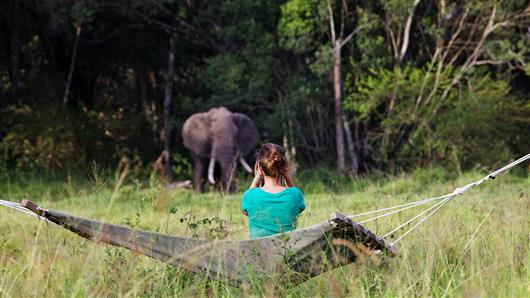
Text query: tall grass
0 167 528 297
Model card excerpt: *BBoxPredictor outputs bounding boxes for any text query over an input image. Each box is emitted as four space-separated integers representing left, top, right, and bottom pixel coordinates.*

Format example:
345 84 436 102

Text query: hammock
1 153 528 284
3 200 395 283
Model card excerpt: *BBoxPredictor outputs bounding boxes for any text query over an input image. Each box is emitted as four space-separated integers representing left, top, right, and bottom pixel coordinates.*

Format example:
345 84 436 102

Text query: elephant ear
181 112 211 157
233 113 259 156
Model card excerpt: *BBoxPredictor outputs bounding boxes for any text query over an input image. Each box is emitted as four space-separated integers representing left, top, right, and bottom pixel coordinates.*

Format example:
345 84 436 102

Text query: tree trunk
163 36 176 180
343 115 358 174
333 39 346 174
9 0 21 106
63 26 82 107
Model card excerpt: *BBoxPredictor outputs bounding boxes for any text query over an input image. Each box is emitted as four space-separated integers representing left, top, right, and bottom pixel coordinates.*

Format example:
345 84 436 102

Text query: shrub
0 104 94 171
345 66 530 172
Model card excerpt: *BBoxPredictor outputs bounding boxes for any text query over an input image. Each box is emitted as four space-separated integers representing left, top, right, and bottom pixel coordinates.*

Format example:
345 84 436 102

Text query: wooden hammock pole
20 199 45 216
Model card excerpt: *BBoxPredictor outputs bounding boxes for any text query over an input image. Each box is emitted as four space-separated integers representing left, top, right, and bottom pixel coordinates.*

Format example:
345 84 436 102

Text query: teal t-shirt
241 187 306 239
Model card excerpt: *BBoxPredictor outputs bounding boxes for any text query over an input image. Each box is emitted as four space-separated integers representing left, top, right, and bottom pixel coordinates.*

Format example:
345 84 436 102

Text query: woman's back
242 187 305 238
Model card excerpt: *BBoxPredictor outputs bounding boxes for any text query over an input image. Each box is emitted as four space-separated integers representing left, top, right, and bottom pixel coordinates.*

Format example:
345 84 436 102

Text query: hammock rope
342 153 530 227
350 193 452 222
390 196 454 245
377 152 530 244
0 199 49 220
381 195 453 239
357 194 452 224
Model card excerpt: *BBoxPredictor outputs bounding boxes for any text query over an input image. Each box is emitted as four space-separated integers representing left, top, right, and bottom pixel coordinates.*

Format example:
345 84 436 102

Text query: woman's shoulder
243 187 259 197
286 187 305 210
286 187 304 196
244 187 303 197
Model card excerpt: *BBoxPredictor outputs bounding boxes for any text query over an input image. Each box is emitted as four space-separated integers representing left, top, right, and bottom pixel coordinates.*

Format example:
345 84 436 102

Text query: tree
279 0 362 174
345 0 530 169
162 36 176 180
327 0 364 174
62 26 81 107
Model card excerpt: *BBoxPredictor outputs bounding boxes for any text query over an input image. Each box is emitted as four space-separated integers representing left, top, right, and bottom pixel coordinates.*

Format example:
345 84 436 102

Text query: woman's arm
249 175 262 189
249 161 263 189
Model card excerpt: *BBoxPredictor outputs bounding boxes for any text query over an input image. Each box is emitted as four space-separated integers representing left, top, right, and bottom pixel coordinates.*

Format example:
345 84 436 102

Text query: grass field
1 167 529 297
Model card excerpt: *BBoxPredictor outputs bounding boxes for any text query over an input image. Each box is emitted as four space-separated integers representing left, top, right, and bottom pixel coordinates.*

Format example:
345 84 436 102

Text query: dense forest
1 0 529 180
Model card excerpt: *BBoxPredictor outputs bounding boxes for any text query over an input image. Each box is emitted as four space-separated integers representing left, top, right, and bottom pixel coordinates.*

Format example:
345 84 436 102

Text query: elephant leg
191 153 207 192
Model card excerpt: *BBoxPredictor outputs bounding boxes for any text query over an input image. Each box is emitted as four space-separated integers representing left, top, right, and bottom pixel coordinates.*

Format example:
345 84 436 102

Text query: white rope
348 193 452 220
390 196 454 245
487 153 530 178
385 153 530 244
0 201 40 218
381 195 454 239
346 153 529 223
0 200 37 216
450 153 530 196
380 182 478 239
356 194 452 224
0 199 49 222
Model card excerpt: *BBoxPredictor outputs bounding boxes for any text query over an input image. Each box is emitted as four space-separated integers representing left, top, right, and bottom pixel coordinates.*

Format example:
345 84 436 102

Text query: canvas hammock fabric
2 201 395 283
1 153 528 284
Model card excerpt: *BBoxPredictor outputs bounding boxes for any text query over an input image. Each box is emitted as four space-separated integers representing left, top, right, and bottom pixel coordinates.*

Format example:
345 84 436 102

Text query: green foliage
202 54 245 95
345 64 529 171
296 166 365 194
0 102 162 174
428 73 529 170
0 104 94 171
0 0 529 176
196 0 279 111
179 212 229 240
278 0 325 53
171 152 192 180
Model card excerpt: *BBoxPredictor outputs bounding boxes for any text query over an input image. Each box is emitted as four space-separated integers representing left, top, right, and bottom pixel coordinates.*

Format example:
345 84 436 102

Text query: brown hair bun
256 143 289 180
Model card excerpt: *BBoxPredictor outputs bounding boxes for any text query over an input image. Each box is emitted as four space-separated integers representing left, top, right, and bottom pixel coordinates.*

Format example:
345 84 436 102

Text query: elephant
181 107 259 192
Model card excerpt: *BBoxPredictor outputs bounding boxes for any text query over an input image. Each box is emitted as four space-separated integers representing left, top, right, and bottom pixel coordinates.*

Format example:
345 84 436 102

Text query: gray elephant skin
181 107 259 192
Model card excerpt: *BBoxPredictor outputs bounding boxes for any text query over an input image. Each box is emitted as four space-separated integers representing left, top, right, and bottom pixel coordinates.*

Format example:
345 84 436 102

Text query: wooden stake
20 199 44 216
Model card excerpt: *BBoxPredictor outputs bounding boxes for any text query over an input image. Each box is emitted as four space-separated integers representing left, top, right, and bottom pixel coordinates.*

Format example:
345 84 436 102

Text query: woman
241 143 306 239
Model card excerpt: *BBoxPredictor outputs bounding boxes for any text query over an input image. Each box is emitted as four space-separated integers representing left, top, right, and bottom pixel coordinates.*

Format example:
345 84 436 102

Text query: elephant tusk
208 158 216 185
239 156 253 173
